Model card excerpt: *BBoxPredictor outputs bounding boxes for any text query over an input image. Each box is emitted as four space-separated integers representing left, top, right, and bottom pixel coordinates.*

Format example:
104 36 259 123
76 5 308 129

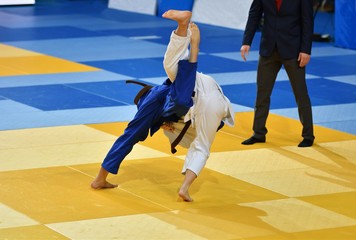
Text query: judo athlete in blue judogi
101 60 196 175
91 10 234 202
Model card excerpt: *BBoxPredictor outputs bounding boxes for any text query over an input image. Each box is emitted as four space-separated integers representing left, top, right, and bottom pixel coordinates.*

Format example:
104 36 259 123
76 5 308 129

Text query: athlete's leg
162 10 192 81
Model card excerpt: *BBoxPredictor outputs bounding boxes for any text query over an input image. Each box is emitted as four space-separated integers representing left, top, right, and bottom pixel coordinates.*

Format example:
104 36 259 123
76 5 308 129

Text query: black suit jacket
242 0 314 59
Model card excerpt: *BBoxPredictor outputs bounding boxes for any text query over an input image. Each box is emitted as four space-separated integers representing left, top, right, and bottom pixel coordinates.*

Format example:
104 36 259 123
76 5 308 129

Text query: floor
0 0 355 239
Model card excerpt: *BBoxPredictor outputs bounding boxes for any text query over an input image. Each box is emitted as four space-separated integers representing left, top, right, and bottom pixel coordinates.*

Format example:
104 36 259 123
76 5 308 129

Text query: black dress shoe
241 136 266 145
298 139 314 147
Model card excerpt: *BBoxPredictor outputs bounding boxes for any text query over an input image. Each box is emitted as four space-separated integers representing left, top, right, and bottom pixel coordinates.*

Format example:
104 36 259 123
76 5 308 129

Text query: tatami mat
0 0 355 239
1 112 355 239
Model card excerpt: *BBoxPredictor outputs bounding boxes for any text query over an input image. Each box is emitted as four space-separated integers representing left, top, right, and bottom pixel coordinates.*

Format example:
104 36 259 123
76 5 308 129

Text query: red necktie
276 0 282 11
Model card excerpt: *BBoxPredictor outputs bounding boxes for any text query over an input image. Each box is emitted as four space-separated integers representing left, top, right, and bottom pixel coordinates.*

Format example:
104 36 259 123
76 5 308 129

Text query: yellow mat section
88 112 356 153
0 112 355 239
0 44 42 58
0 44 98 76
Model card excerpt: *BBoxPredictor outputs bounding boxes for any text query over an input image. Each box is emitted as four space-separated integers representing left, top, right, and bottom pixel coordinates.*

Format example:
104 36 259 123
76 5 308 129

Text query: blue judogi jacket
102 60 197 174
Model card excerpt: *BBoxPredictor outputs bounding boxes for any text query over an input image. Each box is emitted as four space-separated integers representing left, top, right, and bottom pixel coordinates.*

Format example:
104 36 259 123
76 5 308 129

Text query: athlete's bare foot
178 188 193 202
178 169 196 202
91 180 118 190
162 10 192 26
91 167 117 189
189 22 200 47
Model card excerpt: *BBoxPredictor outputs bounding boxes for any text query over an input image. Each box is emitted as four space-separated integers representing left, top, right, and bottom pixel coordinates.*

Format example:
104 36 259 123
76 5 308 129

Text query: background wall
191 0 252 30
0 0 35 5
335 0 356 50
109 0 354 50
108 0 252 30
108 0 157 15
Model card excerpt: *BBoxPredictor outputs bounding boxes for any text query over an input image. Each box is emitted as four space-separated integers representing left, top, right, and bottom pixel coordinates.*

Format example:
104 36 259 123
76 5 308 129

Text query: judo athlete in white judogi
161 10 234 201
91 10 234 202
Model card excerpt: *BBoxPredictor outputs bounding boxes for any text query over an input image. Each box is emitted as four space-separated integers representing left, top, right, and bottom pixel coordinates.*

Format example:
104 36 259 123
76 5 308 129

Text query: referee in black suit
240 0 315 147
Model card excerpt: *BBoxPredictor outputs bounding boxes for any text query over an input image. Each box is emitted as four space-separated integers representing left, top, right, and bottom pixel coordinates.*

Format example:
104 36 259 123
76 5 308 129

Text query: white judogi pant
163 30 235 176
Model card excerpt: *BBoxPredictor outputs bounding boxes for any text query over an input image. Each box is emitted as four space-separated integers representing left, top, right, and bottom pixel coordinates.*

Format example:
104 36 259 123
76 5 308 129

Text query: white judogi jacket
163 30 235 176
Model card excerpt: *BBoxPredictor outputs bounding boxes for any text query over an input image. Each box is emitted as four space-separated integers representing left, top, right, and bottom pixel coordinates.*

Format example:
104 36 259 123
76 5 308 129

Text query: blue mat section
280 79 356 105
222 78 356 109
0 26 103 41
69 80 155 105
198 55 258 73
0 0 355 134
0 71 130 88
0 81 157 111
308 55 356 77
100 26 173 40
82 58 166 78
0 84 125 111
2 76 351 112
5 36 167 62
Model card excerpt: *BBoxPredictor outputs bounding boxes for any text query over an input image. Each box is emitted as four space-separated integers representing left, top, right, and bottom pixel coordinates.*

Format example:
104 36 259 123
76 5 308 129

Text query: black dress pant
252 49 315 141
